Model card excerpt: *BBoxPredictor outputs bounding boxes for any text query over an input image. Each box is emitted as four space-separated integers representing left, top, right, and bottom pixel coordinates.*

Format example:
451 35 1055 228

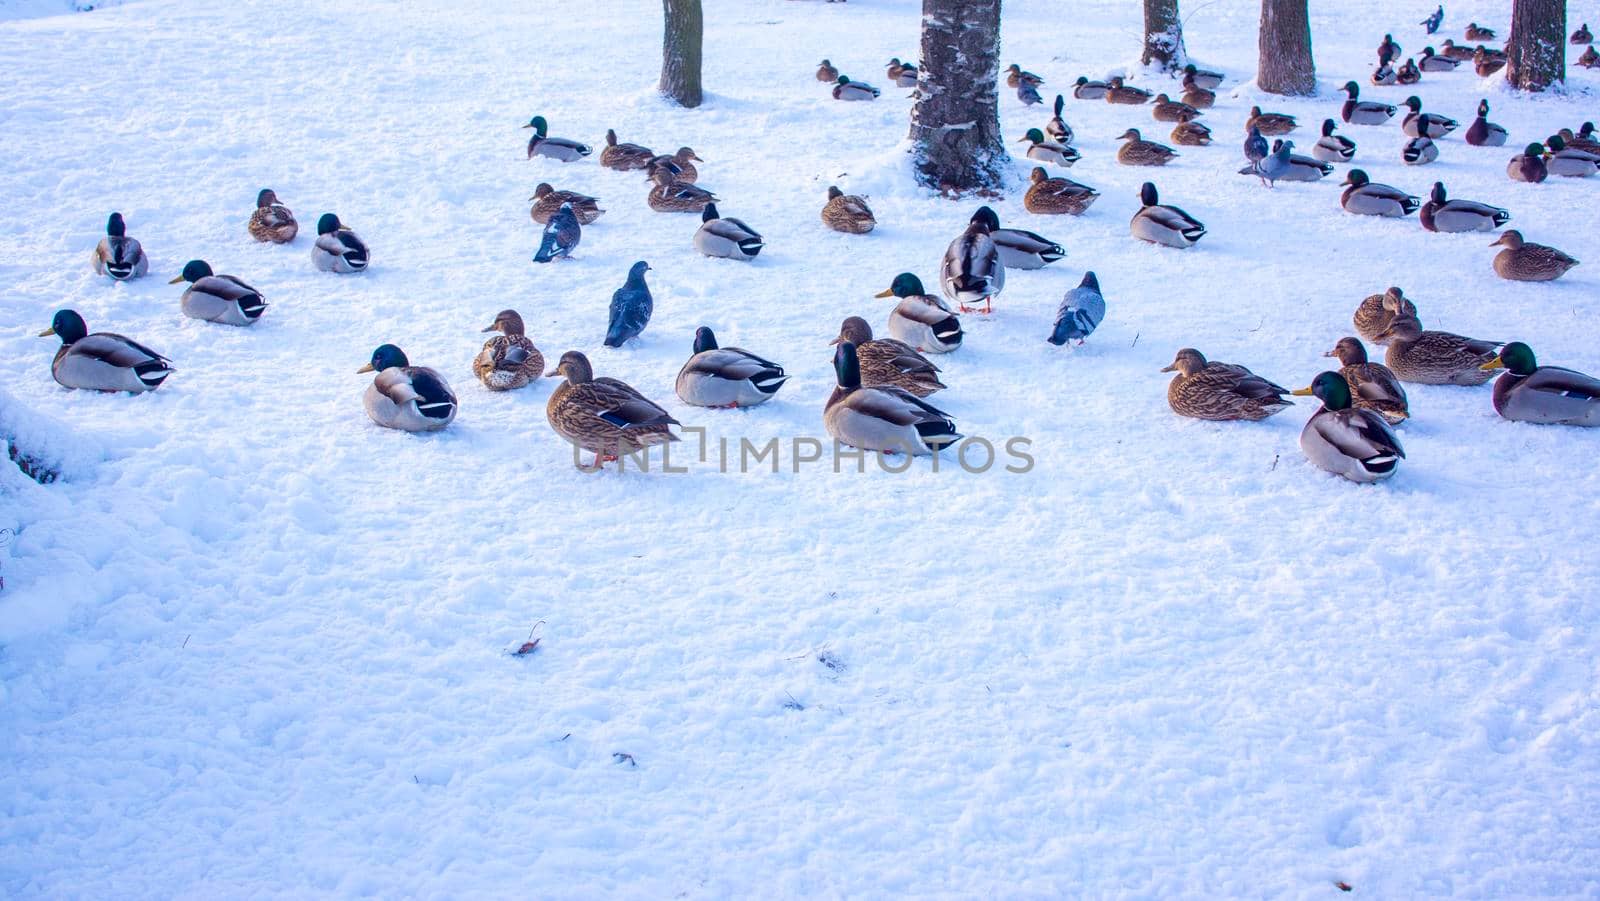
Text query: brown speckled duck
1116 129 1178 166
1161 348 1292 421
829 316 945 397
1490 230 1579 281
1375 314 1498 385
1105 76 1153 104
646 147 702 183
248 189 298 243
545 351 679 470
474 309 544 391
822 186 875 234
600 130 655 171
1170 121 1213 146
1353 287 1418 346
647 168 717 213
1247 106 1297 136
1324 337 1409 424
1024 166 1099 215
1151 94 1202 123
530 183 604 224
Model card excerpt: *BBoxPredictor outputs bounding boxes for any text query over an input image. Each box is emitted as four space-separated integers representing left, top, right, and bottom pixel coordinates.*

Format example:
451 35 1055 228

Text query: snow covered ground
2 0 1598 895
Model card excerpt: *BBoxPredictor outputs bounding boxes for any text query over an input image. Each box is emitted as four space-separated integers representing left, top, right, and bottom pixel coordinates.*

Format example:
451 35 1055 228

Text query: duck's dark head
1523 142 1546 158
1293 371 1353 410
1546 135 1567 152
1324 336 1369 365
1160 348 1207 376
836 75 851 85
1139 182 1159 206
1321 119 1337 137
876 272 926 299
170 259 213 284
701 202 721 223
317 213 342 235
39 309 88 344
1020 127 1046 145
1477 99 1491 117
1483 341 1536 375
1342 169 1372 188
830 316 873 347
482 309 526 336
256 189 279 208
692 326 719 354
968 206 999 233
1403 95 1423 111
832 341 861 389
827 186 844 200
1074 76 1089 86
546 350 594 384
106 212 126 237
1342 80 1360 96
359 344 409 374
1429 181 1447 203
523 115 548 135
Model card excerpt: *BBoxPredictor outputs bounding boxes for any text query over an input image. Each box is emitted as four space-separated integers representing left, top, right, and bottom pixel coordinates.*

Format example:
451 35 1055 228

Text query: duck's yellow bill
168 275 185 284
356 363 375 373
873 289 894 298
38 327 55 337
1481 355 1505 370
1291 387 1314 396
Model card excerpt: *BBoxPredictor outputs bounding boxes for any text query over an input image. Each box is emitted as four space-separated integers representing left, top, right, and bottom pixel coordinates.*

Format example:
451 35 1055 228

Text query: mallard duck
1105 76 1152 105
1116 128 1178 166
817 59 839 82
1580 44 1600 68
1561 122 1600 154
1378 33 1403 61
876 273 962 354
1277 140 1334 180
38 309 171 393
645 147 702 183
1313 119 1357 163
523 116 591 161
1248 105 1298 135
545 351 678 469
1421 5 1444 35
358 344 457 432
1017 81 1044 106
1397 57 1423 84
1162 348 1291 420
1482 342 1600 426
1018 128 1079 166
1072 76 1110 100
1465 22 1495 40
1151 94 1201 123
248 190 298 244
1402 134 1439 165
1419 182 1508 232
887 58 919 87
829 317 944 396
1044 94 1073 144
1440 39 1476 60
1182 64 1224 90
1544 135 1600 177
694 202 764 261
1047 271 1105 346
533 203 581 263
1474 47 1506 76
1490 230 1578 281
312 214 369 272
647 168 717 213
600 129 654 171
1353 287 1417 346
825 342 960 455
1418 46 1461 71
170 260 266 327
1170 120 1213 146
91 212 147 281
1575 23 1595 43
605 261 653 347
1466 100 1509 146
1006 64 1044 88
474 309 544 391
833 76 880 101
1375 314 1498 385
822 186 875 234
940 206 1004 313
530 183 603 224
1340 170 1419 217
1372 53 1399 86
1180 72 1215 109
676 326 789 407
1024 166 1099 215
1507 143 1548 183
1292 372 1405 483
1131 182 1205 248
1402 98 1457 137
990 227 1064 269
1323 337 1409 424
1339 82 1395 125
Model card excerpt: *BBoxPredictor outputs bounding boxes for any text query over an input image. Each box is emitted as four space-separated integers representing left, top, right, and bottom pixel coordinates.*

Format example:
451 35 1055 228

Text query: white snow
2 0 1598 895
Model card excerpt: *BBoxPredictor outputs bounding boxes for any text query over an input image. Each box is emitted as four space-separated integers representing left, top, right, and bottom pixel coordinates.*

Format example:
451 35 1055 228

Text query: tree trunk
1257 0 1315 95
1142 0 1187 71
1505 0 1566 90
908 0 1009 193
660 0 703 108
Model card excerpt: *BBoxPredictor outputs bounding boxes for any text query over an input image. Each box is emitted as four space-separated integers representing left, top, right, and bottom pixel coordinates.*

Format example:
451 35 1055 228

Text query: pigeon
604 261 654 347
533 202 581 263
1239 139 1294 187
1048 271 1106 346
1421 5 1444 34
1017 81 1043 106
1244 126 1268 166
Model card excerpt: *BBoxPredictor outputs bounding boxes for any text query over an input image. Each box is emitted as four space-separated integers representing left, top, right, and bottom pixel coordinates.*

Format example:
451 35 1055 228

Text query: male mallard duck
694 202 764 261
1564 122 1600 153
830 317 945 396
1072 76 1110 100
1575 23 1595 43
38 309 171 393
533 203 581 263
600 129 655 171
530 183 604 224
91 212 147 281
1312 119 1357 163
822 186 875 233
1353 287 1417 346
1418 46 1461 71
1465 22 1495 40
940 206 1004 314
1482 342 1600 426
1397 57 1423 84
1116 128 1178 166
1131 182 1205 248
833 76 880 101
1017 81 1044 106
170 260 267 327
1421 182 1509 232
1473 47 1506 76
1180 72 1215 109
887 58 919 87
545 350 678 469
358 344 457 432
1465 99 1508 146
876 273 962 354
1440 39 1476 60
1018 128 1079 166
523 116 591 161
1580 44 1600 68
1489 230 1579 281
605 261 653 347
1507 143 1548 183
817 59 839 82
646 147 702 183
1151 94 1202 123
1339 82 1395 126
1170 120 1213 146
1161 348 1291 420
676 326 789 407
1047 271 1105 347
1247 105 1297 135
1375 314 1498 385
1544 135 1600 177
1402 97 1457 137
647 168 717 213
474 309 544 391
1402 133 1439 165
1182 64 1224 90
825 342 960 455
989 226 1064 269
1323 337 1409 424
1372 51 1399 86
1105 76 1152 104
1024 166 1099 215
1292 372 1406 483
312 214 369 272
1422 4 1444 33
248 190 298 244
1378 33 1403 61
1044 94 1073 144
1340 170 1419 217
1006 64 1044 88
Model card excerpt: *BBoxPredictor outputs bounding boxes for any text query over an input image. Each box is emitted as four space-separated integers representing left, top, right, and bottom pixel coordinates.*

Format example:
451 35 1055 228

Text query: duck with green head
1292 371 1405 483
171 259 267 327
312 213 369 273
358 344 457 432
92 212 147 280
1507 143 1548 182
39 309 172 393
1481 342 1600 426
1018 128 1079 166
524 115 592 161
824 342 960 456
833 76 881 101
876 273 962 354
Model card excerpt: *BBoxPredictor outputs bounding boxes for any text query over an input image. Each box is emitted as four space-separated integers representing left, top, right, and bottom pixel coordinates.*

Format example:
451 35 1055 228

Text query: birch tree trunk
1505 0 1566 90
1257 0 1315 95
1142 0 1187 71
660 0 703 108
908 0 1009 193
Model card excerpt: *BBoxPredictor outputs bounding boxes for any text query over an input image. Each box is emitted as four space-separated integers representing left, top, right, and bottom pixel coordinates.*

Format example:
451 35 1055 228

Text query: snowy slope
2 0 1598 895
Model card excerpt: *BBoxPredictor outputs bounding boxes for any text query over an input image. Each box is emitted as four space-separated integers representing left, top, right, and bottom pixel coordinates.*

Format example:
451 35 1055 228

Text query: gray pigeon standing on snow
1017 81 1043 106
604 261 653 347
1241 139 1294 187
534 202 581 263
1244 126 1268 167
1047 271 1105 346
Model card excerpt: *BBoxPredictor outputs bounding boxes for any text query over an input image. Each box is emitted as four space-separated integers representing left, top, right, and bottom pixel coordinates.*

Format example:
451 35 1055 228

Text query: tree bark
1257 0 1315 95
908 0 1009 193
1142 0 1187 71
1505 0 1566 90
660 0 703 108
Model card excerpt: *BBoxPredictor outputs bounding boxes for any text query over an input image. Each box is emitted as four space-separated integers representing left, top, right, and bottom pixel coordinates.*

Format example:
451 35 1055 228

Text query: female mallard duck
170 260 267 327
1397 57 1423 84
876 273 963 353
1402 97 1457 137
545 351 678 469
1507 143 1548 182
825 342 960 455
1170 120 1213 146
1340 170 1419 217
1131 182 1205 248
1420 182 1509 232
474 309 544 391
359 344 457 432
1105 76 1152 104
1182 63 1224 90
647 168 717 213
1580 44 1600 68
1564 122 1600 153
1018 128 1079 166
38 309 171 393
833 76 881 101
1116 129 1178 166
1440 39 1476 60
1151 94 1201 123
1024 166 1099 215
1466 99 1509 146
1247 105 1298 135
830 317 945 396
1466 22 1496 40
1375 314 1498 385
1044 94 1073 144
1339 82 1395 126
1490 230 1579 281
1292 372 1405 483
600 129 655 171
645 147 702 183
1323 337 1409 424
312 213 369 272
1544 135 1600 177
1402 133 1439 165
940 206 1004 313
1481 342 1600 426
1161 348 1291 421
887 58 919 87
1048 272 1106 346
92 212 147 281
676 326 789 408
694 203 764 261
817 59 838 82
530 183 604 224
523 116 591 161
1474 47 1506 76
822 186 875 234
1418 46 1461 71
989 227 1064 269
1353 286 1417 346
1575 23 1595 43
1312 119 1357 163
1180 72 1215 109
1006 64 1044 88
1072 76 1110 99
248 190 298 244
